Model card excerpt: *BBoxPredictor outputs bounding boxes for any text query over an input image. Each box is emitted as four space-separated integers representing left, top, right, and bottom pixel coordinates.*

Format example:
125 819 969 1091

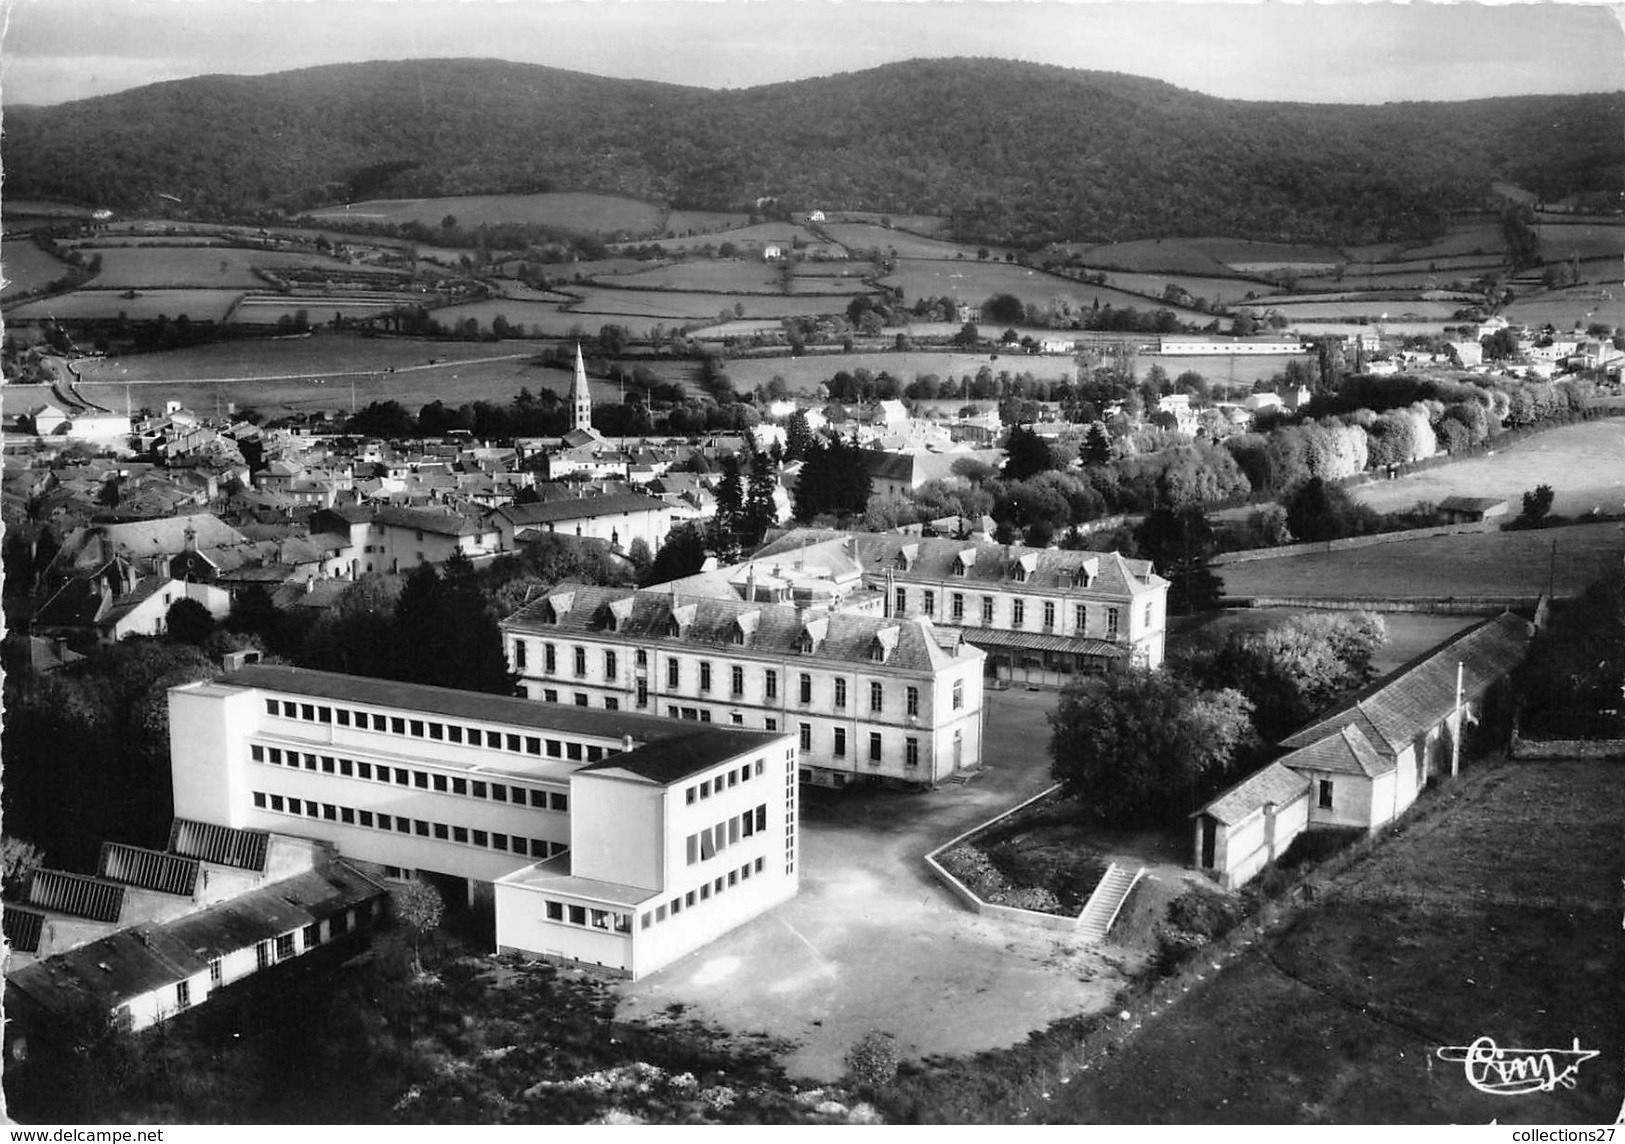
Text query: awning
960 627 1127 659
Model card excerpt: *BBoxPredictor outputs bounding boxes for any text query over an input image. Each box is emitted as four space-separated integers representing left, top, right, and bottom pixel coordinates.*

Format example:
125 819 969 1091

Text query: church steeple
570 344 592 433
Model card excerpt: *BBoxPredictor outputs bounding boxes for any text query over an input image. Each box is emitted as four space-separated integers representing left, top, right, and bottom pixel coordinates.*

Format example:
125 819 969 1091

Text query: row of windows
516 647 963 713
542 900 634 934
686 805 771 865
261 695 614 763
900 589 1132 636
639 857 767 932
684 759 765 804
250 744 568 812
799 724 924 766
250 789 563 859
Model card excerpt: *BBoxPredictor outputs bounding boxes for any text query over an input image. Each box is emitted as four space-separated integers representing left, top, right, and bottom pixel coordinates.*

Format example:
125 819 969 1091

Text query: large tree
1001 425 1054 481
1135 506 1223 615
1049 668 1255 828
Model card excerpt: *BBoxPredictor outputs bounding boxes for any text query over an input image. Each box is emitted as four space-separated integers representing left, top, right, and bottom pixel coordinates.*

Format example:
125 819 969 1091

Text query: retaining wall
1510 734 1625 760
923 783 1084 932
1211 521 1497 565
1219 594 1540 615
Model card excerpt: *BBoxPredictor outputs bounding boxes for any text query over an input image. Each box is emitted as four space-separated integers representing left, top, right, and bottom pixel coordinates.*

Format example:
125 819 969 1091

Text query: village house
1193 613 1535 889
490 491 675 555
500 583 985 789
310 503 500 575
164 665 799 979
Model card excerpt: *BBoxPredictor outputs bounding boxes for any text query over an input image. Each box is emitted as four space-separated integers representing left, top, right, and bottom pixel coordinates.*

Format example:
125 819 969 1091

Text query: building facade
752 531 1169 683
500 584 986 788
166 665 798 978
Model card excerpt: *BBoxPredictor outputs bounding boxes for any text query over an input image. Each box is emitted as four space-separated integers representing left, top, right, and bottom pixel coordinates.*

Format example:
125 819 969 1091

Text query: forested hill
6 56 1621 246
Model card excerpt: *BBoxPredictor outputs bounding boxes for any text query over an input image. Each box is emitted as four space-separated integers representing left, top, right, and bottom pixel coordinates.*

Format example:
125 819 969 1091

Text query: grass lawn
817 223 991 260
7 288 244 323
1045 759 1623 1124
1 240 75 299
1349 418 1625 519
1217 521 1625 600
1502 284 1625 333
1535 221 1625 261
607 259 789 293
79 245 368 289
305 192 665 236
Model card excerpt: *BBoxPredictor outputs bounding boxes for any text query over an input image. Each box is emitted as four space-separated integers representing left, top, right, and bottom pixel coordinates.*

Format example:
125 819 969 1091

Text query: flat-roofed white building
167 665 798 978
500 584 985 789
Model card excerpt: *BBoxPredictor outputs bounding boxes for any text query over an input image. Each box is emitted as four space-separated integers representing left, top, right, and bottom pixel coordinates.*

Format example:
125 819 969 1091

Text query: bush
845 1031 900 1090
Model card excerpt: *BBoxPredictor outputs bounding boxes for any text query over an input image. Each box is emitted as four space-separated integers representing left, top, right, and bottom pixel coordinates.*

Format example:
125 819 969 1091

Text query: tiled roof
1277 723 1392 778
1280 613 1535 754
1199 761 1312 826
495 494 671 526
503 583 977 676
369 505 491 537
755 529 1165 599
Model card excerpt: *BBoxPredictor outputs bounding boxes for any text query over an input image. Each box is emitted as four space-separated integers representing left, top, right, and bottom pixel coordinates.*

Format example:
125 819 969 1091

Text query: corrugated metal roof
168 818 270 872
3 906 45 954
99 842 201 897
26 869 125 924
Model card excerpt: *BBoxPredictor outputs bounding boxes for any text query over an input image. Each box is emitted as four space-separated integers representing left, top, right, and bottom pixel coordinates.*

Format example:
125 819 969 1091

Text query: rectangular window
544 643 556 674
906 737 920 767
448 725 462 744
700 779 711 799
337 709 351 727
1145 601 1153 627
284 701 298 717
265 699 278 716
358 761 372 780
257 941 272 970
268 748 282 764
209 958 223 986
318 706 333 724
869 733 882 762
1013 599 1025 627
339 758 353 776
409 720 424 737
1319 780 1334 809
269 795 285 812
1075 603 1087 631
637 679 648 707
605 696 619 711
604 650 617 678
1044 600 1056 629
952 593 964 621
982 596 994 624
432 774 447 792
506 733 521 752
870 681 883 712
834 727 846 757
799 673 812 704
756 805 767 832
700 661 712 692
765 718 777 731
668 659 680 689
906 686 919 717
1107 607 1120 639
574 646 587 677
636 649 647 667
765 670 778 699
492 833 508 851
953 679 964 710
731 665 744 695
574 693 588 707
490 783 507 802
275 933 295 961
922 590 935 617
301 704 315 721
894 586 906 615
428 723 444 741
253 791 267 808
251 744 265 763
546 901 564 921
358 810 374 827
799 723 812 750
452 826 468 844
834 677 847 708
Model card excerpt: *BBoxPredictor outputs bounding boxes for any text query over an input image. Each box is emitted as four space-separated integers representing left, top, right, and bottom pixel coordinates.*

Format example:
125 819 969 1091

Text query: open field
543 257 660 280
1091 270 1263 306
1536 221 1625 261
230 295 419 324
1134 352 1313 388
653 223 821 253
74 245 388 290
607 259 791 293
6 288 244 323
1356 223 1509 262
1217 521 1625 600
304 192 665 235
1047 758 1623 1124
565 287 851 322
1 240 74 299
882 259 1209 323
1350 417 1625 519
1258 298 1463 321
1502 284 1625 332
1053 239 1236 276
663 209 751 235
817 223 985 260
830 213 950 235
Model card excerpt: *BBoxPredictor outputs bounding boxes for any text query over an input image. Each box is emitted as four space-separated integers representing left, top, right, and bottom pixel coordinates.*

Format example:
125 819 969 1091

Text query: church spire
570 344 592 434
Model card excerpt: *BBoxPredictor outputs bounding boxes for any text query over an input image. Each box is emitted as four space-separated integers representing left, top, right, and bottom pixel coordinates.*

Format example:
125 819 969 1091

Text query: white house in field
1193 613 1535 889
165 665 799 978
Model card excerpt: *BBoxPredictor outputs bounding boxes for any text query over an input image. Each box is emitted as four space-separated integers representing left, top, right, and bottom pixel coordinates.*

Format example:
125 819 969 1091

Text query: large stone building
750 530 1169 684
166 665 799 979
500 583 986 788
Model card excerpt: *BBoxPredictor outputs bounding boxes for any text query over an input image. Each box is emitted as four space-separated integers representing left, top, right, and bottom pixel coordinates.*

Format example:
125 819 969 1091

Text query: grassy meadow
304 192 666 235
7 288 245 323
1 240 75 299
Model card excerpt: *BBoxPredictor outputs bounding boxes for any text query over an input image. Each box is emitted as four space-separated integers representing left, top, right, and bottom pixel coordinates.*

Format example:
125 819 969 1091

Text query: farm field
689 349 1084 393
564 287 850 321
71 332 534 383
1502 284 1625 332
881 258 1210 323
829 213 950 235
1349 417 1625 519
1055 239 1236 276
1 240 74 299
817 223 988 260
662 209 751 235
1049 758 1623 1124
1217 521 1625 601
542 257 660 281
1260 298 1463 321
605 259 788 293
1535 221 1625 261
1091 270 1262 306
1134 352 1313 388
73 245 387 290
1287 319 1453 339
1355 223 1509 262
652 223 821 252
1297 269 1494 291
230 296 419 324
6 288 244 323
304 192 665 235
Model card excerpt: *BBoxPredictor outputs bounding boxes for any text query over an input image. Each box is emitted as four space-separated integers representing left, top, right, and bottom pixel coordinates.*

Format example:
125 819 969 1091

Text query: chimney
621 734 634 752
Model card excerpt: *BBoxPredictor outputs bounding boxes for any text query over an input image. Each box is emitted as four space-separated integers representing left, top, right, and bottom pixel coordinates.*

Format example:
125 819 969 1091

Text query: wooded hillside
6 57 1620 246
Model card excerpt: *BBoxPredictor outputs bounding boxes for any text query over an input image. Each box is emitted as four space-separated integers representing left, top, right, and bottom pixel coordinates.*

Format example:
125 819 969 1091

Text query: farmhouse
1193 612 1535 889
166 665 800 979
1435 496 1510 524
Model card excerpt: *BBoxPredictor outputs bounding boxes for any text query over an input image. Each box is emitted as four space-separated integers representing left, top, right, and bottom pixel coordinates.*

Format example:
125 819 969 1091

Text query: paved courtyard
616 687 1135 1082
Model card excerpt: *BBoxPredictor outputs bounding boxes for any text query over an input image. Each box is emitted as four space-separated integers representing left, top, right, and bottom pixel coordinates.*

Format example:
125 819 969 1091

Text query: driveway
616 687 1133 1082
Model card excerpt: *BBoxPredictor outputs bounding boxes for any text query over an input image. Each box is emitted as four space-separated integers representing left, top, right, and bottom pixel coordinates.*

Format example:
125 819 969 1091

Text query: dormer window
732 610 760 646
869 625 900 664
796 616 829 654
895 544 918 572
1013 553 1039 583
797 632 816 654
667 602 697 638
605 597 634 632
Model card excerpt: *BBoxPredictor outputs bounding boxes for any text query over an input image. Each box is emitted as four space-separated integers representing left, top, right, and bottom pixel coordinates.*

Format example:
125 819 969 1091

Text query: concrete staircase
1077 862 1143 943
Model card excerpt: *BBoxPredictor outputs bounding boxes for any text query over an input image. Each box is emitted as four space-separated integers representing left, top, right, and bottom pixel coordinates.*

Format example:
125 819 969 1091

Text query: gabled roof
494 493 671 527
1280 613 1536 755
1198 761 1313 826
1277 723 1392 778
